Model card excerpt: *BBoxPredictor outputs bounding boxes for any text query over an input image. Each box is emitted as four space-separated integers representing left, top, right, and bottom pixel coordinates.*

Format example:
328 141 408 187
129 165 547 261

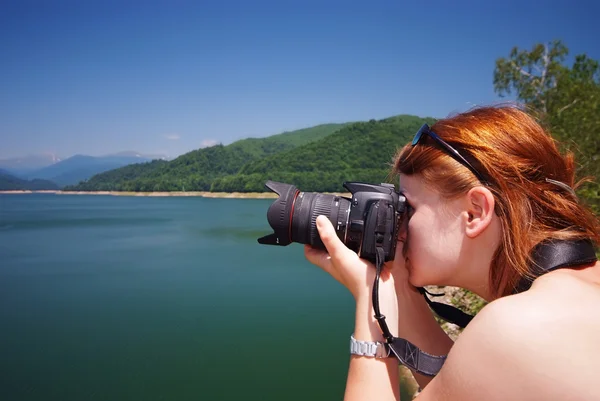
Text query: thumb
316 215 353 262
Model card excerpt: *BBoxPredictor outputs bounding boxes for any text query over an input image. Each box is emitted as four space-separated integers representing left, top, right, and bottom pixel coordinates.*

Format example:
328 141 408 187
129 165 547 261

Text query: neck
447 239 502 303
463 281 494 302
548 261 600 285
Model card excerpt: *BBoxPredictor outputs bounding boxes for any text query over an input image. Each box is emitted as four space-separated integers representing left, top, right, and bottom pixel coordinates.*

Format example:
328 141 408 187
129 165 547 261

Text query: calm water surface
0 194 411 400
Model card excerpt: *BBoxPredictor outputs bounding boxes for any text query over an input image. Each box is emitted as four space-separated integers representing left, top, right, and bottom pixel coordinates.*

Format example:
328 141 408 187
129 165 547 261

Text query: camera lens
291 192 351 249
257 181 351 249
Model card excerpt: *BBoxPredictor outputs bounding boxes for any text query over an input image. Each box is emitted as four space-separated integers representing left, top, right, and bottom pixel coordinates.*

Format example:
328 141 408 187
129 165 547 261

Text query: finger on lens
316 215 348 261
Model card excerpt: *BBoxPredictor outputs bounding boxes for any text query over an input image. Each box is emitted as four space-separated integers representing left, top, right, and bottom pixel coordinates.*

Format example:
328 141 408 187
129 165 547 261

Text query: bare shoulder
418 267 600 401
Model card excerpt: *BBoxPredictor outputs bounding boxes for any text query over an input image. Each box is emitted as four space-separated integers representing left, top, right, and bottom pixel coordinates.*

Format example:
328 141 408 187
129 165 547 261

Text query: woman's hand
304 215 396 302
305 216 454 394
304 216 403 401
304 215 399 343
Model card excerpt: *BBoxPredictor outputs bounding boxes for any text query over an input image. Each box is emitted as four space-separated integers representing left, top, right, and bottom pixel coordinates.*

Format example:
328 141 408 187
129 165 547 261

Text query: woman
305 105 600 400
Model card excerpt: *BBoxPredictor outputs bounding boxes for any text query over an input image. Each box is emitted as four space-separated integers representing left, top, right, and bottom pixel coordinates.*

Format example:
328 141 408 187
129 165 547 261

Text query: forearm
344 282 454 398
344 294 400 401
345 353 400 401
395 284 454 388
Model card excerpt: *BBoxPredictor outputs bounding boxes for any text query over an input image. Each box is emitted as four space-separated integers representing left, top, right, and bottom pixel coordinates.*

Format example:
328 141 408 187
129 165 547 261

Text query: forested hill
212 115 434 192
66 122 350 192
67 116 434 193
0 170 59 190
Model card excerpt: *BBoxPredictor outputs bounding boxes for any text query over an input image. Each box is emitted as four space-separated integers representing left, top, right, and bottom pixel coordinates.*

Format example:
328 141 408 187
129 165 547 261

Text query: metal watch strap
350 335 390 358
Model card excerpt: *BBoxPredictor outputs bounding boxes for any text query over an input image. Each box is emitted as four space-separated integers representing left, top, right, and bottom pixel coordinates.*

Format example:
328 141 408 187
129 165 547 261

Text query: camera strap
418 238 598 329
372 245 448 377
371 238 597 377
370 201 450 376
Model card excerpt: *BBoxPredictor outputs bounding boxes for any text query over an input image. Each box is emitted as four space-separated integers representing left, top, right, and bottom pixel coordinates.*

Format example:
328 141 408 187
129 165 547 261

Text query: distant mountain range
0 153 62 176
0 151 168 189
66 122 354 192
66 115 436 193
3 115 437 193
0 168 59 191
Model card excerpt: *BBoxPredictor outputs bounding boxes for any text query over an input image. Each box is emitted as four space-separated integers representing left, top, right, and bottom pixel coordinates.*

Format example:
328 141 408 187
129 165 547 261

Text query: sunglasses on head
412 123 487 184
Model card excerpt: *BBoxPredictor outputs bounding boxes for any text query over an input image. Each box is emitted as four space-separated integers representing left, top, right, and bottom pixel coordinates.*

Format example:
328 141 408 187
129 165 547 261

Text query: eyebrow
398 178 413 202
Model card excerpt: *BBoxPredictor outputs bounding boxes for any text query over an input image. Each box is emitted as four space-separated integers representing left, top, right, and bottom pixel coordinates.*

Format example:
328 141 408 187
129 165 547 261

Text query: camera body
257 180 407 264
342 182 406 263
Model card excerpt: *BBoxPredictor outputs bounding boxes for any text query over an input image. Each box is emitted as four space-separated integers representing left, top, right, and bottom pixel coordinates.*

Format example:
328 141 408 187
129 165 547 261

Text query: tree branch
557 99 579 115
538 44 550 114
511 61 532 77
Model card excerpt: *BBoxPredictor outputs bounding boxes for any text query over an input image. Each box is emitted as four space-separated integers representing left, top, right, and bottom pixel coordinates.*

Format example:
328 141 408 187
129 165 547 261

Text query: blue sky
1 0 599 160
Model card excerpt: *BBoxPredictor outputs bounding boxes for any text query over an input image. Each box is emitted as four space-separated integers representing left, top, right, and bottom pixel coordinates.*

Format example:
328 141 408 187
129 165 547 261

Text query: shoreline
0 190 351 199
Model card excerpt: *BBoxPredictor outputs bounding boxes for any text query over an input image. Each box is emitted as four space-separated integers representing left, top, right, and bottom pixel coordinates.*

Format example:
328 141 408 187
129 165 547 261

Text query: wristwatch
350 334 390 358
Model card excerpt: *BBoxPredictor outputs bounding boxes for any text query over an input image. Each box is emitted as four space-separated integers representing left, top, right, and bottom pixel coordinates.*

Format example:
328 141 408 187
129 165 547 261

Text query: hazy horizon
0 115 405 161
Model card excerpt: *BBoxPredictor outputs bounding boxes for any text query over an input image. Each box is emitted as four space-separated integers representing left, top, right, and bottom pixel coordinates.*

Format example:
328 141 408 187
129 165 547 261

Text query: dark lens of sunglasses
412 125 427 146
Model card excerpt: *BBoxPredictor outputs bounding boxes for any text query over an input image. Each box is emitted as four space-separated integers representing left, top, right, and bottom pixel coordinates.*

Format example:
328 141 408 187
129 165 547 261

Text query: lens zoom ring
310 196 333 246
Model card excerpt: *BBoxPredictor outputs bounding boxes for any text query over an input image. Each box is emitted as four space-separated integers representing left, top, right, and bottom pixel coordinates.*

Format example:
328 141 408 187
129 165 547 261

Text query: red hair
393 105 600 297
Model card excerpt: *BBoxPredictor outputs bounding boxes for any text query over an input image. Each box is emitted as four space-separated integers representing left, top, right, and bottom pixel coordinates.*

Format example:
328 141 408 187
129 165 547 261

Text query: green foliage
0 171 59 190
227 123 354 157
494 40 600 211
210 169 392 193
494 40 569 113
217 115 435 192
66 123 349 192
64 159 169 191
449 289 487 316
67 117 434 193
240 116 425 174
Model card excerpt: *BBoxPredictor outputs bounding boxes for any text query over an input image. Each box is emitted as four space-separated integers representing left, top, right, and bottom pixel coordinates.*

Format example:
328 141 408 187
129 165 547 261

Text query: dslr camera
257 180 407 263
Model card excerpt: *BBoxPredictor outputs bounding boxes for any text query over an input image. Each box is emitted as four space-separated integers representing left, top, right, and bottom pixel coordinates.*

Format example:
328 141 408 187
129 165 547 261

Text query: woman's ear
464 186 495 238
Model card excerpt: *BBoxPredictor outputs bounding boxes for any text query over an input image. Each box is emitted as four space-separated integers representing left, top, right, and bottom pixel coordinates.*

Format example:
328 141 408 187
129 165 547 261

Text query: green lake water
0 194 412 400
